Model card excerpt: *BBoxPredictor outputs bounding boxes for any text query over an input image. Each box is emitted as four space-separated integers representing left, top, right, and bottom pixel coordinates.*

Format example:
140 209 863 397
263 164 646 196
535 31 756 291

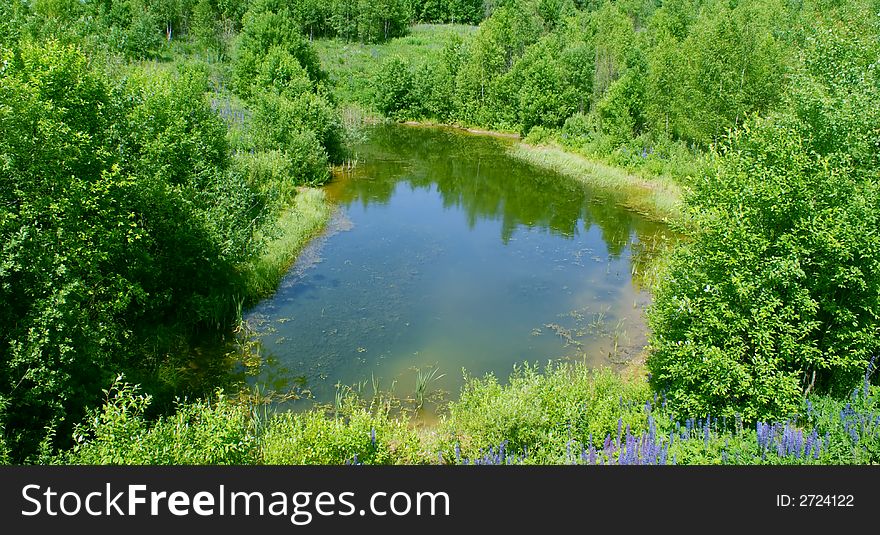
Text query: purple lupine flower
617 418 623 446
848 424 860 443
756 422 765 450
370 427 376 446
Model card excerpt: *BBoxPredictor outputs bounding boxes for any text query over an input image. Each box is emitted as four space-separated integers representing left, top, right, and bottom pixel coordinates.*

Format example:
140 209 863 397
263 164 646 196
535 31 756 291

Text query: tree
647 24 880 421
674 0 787 145
233 5 323 97
374 56 416 120
190 0 219 50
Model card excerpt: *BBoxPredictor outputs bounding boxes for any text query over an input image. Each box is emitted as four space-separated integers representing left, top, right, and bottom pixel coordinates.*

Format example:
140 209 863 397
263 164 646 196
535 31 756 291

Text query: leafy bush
0 41 274 460
256 45 314 99
66 378 259 464
250 93 332 184
232 150 298 206
106 1 165 60
374 56 417 120
233 4 323 97
647 26 880 421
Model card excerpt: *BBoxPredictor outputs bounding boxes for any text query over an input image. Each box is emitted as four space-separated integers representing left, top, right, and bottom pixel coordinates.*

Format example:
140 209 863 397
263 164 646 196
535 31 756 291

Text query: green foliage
232 150 299 206
670 0 788 145
1 0 29 48
452 4 543 124
191 0 221 51
233 2 344 175
250 93 332 183
125 65 229 188
647 25 880 421
414 0 486 24
264 0 414 43
499 33 579 134
66 377 259 464
256 45 314 98
0 39 284 461
374 56 417 120
438 364 652 462
106 1 166 59
233 4 323 97
1 41 127 459
261 396 422 464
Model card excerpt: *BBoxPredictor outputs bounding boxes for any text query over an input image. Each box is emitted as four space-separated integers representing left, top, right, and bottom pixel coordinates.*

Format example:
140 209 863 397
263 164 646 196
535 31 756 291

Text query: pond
244 124 670 410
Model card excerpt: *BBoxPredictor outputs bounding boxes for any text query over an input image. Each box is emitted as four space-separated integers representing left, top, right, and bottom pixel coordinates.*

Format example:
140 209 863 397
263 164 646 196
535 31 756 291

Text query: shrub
373 56 416 121
256 45 314 99
250 94 332 184
67 378 259 465
232 150 298 206
647 25 880 422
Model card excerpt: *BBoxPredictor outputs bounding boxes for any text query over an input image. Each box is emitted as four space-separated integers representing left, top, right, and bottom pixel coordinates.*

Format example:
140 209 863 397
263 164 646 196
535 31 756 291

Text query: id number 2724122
776 494 854 507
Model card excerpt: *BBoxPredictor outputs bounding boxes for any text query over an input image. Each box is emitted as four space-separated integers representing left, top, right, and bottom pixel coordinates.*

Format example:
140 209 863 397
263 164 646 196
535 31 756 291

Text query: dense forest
1 0 879 464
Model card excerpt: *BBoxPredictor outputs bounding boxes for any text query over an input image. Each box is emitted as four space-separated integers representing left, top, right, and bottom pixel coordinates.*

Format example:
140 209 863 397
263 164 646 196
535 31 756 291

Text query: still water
244 125 668 406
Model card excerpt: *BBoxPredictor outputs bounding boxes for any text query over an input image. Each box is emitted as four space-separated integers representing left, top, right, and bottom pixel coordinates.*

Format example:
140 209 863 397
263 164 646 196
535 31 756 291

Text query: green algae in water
244 125 670 406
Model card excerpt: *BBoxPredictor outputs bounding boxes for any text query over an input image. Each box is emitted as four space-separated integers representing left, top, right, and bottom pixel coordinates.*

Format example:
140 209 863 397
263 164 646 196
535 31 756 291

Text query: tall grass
508 143 685 223
415 367 446 411
242 188 332 301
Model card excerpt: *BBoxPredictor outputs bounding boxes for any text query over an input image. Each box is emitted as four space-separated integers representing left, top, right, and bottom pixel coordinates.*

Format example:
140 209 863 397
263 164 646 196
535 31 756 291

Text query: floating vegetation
544 323 583 349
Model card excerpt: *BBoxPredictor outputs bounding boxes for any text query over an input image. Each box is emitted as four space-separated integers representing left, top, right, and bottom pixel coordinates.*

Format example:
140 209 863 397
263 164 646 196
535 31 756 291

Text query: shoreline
397 120 684 223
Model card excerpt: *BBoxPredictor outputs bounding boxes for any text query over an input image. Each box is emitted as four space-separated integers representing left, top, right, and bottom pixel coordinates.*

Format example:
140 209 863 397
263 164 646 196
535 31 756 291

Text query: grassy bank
508 142 683 223
58 361 880 465
242 188 333 301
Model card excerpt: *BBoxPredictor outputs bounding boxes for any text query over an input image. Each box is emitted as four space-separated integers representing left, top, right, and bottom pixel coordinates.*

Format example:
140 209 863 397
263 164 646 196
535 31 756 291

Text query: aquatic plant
415 366 446 411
